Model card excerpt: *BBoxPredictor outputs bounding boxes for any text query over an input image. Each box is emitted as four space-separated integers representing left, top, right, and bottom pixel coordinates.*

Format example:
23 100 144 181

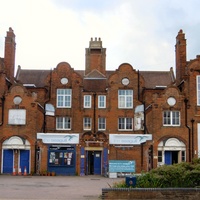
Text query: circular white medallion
167 97 176 106
122 78 130 86
13 96 22 105
61 78 68 85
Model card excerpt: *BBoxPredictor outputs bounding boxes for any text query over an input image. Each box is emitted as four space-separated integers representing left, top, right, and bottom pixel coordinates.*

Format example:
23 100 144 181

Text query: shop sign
109 160 135 173
109 134 152 145
37 133 79 144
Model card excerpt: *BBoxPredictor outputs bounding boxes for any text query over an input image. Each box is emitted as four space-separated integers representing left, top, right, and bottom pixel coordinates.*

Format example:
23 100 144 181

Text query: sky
0 0 200 74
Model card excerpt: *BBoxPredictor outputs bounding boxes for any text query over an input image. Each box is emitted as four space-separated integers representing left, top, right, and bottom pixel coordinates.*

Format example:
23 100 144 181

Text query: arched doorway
157 137 186 167
80 131 108 175
1 136 30 174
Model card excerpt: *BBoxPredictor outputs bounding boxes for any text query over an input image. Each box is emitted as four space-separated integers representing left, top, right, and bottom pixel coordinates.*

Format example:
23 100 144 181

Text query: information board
109 160 135 173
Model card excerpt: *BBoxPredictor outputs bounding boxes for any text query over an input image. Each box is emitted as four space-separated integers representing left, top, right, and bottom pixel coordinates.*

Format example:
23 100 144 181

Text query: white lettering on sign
37 133 79 144
109 134 152 145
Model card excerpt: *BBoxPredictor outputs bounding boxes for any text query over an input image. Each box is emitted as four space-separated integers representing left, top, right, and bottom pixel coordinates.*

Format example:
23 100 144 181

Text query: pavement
0 175 124 200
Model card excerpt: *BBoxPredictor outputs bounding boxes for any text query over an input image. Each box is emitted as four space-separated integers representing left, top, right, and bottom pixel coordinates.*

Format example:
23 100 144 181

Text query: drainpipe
138 70 140 100
141 142 144 170
191 119 195 160
0 96 5 126
143 101 146 134
43 105 46 133
93 93 96 138
184 98 191 162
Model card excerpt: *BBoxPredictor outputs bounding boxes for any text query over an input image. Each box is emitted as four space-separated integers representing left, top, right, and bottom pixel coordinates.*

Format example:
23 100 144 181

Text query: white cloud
0 0 200 73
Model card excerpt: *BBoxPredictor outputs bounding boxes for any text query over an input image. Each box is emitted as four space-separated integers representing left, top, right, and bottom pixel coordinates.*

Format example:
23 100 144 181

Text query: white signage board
109 134 152 145
8 109 26 125
37 133 79 144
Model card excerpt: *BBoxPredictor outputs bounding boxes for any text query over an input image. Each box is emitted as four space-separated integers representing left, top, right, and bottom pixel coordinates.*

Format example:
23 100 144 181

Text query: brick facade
0 28 199 175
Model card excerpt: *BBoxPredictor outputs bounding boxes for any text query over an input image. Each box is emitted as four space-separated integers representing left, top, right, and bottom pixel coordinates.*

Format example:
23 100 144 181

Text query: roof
15 66 50 87
15 65 175 89
140 69 175 88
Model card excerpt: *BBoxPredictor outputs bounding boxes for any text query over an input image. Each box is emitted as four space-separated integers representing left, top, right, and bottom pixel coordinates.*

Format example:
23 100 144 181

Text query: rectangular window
158 151 163 162
118 90 133 108
83 117 91 130
181 151 186 162
57 89 72 108
98 95 106 108
84 95 91 108
163 111 180 126
56 117 71 130
197 76 200 105
118 117 133 130
98 117 106 130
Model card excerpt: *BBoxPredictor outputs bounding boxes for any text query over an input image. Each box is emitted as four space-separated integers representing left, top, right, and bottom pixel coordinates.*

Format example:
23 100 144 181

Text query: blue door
3 149 13 173
165 151 172 165
94 151 101 175
20 150 30 174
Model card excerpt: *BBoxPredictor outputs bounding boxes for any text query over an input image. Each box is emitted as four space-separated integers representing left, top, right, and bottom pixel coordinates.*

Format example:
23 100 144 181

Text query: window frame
56 117 71 130
158 151 163 162
163 111 180 126
98 117 106 130
57 89 72 108
83 117 92 130
118 117 133 131
118 90 133 109
197 75 200 106
84 95 92 108
98 95 106 108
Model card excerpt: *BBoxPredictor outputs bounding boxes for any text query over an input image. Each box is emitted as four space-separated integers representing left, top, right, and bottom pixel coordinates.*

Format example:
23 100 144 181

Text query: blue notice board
109 160 135 173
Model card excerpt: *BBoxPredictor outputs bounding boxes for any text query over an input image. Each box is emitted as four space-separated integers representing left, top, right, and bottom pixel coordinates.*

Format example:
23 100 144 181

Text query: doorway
87 151 101 175
165 151 179 165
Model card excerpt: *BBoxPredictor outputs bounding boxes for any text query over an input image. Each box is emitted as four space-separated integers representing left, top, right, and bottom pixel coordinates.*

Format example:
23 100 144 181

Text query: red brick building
0 28 199 175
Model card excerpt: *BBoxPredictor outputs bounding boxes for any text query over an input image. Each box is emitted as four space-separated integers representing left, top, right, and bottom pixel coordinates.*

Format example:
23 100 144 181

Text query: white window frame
98 117 106 130
118 117 133 131
56 117 71 130
98 95 106 108
118 90 133 108
57 89 72 108
84 95 92 108
197 76 200 105
163 111 180 126
83 117 92 130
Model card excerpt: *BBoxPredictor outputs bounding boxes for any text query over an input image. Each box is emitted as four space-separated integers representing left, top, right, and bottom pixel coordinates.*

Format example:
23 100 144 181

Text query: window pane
98 95 106 108
163 111 170 125
126 118 132 130
118 118 125 129
197 76 200 105
84 117 91 130
118 90 133 108
57 89 71 108
163 111 180 126
84 95 91 108
56 117 71 130
172 111 180 125
158 151 162 162
98 117 106 130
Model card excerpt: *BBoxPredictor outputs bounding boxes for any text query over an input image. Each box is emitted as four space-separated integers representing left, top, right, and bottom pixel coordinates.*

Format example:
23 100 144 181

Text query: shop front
37 133 79 175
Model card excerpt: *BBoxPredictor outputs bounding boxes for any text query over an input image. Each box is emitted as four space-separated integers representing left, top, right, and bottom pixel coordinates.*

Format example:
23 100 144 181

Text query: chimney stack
4 27 16 81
